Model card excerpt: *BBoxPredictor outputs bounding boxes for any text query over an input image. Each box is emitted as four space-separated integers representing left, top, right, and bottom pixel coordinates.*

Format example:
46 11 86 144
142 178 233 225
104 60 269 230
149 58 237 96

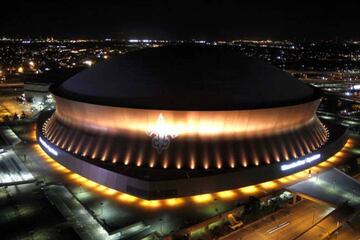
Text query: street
223 200 333 240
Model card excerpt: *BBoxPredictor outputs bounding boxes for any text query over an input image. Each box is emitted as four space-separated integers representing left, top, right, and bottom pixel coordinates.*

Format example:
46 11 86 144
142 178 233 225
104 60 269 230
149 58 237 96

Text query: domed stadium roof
53 45 318 110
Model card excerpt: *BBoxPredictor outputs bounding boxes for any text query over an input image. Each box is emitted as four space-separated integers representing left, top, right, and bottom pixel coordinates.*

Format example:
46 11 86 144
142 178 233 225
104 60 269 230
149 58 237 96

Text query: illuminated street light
83 60 93 67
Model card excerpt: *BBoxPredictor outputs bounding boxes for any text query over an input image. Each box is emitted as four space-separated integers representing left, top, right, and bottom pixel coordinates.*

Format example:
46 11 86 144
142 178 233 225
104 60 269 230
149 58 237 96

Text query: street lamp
100 202 104 217
159 218 163 235
213 197 219 215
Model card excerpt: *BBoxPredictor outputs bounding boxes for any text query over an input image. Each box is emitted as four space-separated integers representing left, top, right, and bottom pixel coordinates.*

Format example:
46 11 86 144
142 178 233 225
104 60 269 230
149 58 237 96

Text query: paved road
328 174 360 240
44 185 112 240
0 149 34 185
0 95 31 117
328 213 360 240
222 200 333 240
287 168 360 209
296 204 355 240
0 126 22 145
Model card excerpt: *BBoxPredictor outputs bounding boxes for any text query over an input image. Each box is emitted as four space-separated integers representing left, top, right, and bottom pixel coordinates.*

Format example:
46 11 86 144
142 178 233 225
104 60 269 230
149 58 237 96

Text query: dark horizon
1 1 360 41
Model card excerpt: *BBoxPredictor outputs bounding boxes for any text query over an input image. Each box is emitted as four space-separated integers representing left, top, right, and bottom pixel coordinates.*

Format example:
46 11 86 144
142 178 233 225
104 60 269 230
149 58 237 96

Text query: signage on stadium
280 154 321 171
39 137 58 156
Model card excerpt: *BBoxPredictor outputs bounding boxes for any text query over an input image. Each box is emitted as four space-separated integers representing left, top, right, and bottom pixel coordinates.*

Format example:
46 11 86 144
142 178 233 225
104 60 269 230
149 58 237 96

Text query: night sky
1 1 359 40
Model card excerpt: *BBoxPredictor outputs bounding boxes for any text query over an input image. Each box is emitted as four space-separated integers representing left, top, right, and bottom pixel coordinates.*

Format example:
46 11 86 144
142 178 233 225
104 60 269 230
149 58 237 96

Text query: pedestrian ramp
0 126 22 146
286 168 360 209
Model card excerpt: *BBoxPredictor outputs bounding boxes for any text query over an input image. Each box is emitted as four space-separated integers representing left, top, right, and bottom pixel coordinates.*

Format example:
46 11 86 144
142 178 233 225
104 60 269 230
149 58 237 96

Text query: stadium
37 45 349 200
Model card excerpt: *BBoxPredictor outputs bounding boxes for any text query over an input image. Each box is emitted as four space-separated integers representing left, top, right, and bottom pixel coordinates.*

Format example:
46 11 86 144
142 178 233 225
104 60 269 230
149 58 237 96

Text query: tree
245 196 261 213
3 115 10 123
20 111 26 119
12 113 19 121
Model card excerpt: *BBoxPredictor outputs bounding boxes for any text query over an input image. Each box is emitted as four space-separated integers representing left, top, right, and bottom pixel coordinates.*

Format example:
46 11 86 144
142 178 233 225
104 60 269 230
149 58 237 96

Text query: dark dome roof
53 45 319 110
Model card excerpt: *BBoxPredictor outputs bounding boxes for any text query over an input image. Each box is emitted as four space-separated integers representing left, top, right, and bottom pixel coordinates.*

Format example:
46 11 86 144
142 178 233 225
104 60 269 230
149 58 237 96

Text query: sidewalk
0 149 34 185
44 185 112 240
221 200 332 240
295 203 356 240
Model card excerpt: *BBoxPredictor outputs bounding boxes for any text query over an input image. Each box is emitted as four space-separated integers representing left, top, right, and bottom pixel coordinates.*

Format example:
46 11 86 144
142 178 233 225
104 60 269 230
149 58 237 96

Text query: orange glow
104 188 117 196
54 95 322 137
229 155 236 168
124 151 130 165
140 200 161 208
344 140 354 149
277 177 290 184
118 193 137 203
260 181 278 190
204 161 209 170
190 155 195 170
165 198 184 206
163 152 169 169
217 190 236 199
33 135 352 209
335 151 345 158
215 150 222 169
83 180 98 188
46 111 329 169
239 185 258 194
192 194 213 203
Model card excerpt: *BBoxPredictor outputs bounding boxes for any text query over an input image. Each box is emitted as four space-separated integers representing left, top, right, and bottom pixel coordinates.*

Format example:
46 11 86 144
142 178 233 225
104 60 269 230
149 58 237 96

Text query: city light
83 60 93 66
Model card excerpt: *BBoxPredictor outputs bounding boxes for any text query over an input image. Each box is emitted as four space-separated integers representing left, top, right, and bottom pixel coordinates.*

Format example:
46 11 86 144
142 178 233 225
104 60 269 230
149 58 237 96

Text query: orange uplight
260 181 278 190
95 185 108 192
277 177 290 184
318 161 331 168
327 156 339 163
32 132 352 209
344 140 354 149
54 95 321 138
118 193 137 203
140 200 161 208
165 198 184 207
239 185 259 195
192 194 213 203
217 190 236 199
104 188 117 196
83 180 98 188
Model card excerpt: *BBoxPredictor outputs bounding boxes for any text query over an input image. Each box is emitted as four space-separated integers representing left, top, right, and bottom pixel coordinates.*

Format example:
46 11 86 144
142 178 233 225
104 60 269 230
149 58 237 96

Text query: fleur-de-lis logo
147 114 177 153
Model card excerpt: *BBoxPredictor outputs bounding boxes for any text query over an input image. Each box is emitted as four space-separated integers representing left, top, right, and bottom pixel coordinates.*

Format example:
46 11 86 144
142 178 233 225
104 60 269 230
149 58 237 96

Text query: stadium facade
37 46 349 199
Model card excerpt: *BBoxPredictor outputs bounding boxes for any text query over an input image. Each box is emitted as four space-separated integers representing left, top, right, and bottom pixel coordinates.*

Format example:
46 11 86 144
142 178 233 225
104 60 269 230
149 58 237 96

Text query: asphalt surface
222 200 333 240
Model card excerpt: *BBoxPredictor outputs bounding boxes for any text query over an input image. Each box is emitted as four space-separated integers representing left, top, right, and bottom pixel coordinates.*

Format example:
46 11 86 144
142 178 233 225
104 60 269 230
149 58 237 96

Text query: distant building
24 81 51 104
23 68 84 104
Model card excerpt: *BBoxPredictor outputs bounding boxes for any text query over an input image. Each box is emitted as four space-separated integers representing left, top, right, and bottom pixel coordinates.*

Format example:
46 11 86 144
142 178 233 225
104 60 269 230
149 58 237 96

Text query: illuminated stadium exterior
37 45 349 200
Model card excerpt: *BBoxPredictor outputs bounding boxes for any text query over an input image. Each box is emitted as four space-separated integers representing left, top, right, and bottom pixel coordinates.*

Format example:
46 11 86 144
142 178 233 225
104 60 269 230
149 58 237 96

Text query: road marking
267 221 290 234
